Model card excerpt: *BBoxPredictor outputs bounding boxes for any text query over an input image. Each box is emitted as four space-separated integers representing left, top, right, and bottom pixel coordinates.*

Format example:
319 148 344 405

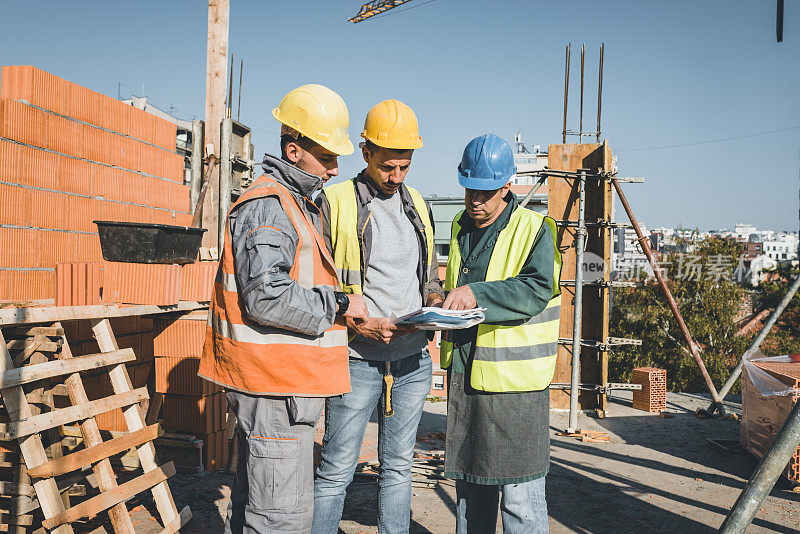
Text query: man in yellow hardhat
199 84 368 534
312 100 443 534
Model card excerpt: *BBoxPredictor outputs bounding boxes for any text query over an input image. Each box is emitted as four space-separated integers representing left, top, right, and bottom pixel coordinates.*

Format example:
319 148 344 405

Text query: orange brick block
0 139 21 184
155 357 221 396
0 183 29 226
162 392 227 434
39 231 73 267
18 145 60 189
162 152 185 182
154 314 207 358
203 430 229 471
180 262 217 302
0 98 46 148
55 262 101 306
0 227 37 267
102 262 181 305
631 367 667 413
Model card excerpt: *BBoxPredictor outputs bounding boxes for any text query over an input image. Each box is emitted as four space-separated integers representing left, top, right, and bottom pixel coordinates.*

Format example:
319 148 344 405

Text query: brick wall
0 66 192 302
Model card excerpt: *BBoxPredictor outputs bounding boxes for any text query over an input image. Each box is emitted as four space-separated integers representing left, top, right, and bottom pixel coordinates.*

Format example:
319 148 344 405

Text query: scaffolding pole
567 170 587 433
719 398 800 533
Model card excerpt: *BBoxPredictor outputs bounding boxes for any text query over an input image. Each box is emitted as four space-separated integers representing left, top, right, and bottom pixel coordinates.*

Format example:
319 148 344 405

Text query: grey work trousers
225 391 325 534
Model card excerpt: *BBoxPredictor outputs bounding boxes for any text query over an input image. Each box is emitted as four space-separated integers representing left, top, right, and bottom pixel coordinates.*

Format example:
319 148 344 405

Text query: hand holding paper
391 307 486 330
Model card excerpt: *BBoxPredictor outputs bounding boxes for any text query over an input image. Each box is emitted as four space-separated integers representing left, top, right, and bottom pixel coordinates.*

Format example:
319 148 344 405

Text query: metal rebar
611 178 727 415
708 271 800 414
567 170 587 433
579 44 585 142
237 58 243 122
562 44 570 144
227 53 234 119
596 43 604 143
719 398 800 533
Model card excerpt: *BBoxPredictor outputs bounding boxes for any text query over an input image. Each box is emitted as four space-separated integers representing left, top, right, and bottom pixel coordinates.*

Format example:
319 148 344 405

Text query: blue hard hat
457 134 517 190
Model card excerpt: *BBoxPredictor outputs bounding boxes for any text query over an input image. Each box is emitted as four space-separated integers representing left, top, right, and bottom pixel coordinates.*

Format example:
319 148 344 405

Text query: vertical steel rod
579 44 585 142
568 170 587 432
596 43 604 143
189 120 205 215
562 44 570 143
708 271 800 414
227 53 234 119
611 178 726 414
237 59 243 122
719 398 800 533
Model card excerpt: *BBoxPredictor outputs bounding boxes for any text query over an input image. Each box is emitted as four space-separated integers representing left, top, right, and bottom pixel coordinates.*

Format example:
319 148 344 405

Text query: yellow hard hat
361 99 423 150
272 84 354 156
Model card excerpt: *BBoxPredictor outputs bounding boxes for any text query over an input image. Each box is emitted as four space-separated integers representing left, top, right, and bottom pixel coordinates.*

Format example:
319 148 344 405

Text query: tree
610 237 754 392
754 263 800 355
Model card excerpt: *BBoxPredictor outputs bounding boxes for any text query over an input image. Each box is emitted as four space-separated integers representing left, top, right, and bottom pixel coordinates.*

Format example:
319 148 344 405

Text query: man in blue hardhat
439 133 562 533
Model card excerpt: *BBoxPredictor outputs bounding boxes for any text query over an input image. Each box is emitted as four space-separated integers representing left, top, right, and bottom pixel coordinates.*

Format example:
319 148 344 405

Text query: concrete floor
127 392 800 533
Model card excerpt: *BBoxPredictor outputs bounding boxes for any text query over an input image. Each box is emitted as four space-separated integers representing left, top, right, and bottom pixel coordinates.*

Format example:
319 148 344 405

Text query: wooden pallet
0 319 191 533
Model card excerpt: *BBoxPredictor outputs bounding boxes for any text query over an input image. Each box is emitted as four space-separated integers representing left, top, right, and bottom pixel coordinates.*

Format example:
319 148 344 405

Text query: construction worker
312 99 443 534
440 134 562 534
198 84 368 534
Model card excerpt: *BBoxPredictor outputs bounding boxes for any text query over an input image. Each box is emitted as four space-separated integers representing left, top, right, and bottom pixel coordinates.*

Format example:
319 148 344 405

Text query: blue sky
1 0 798 231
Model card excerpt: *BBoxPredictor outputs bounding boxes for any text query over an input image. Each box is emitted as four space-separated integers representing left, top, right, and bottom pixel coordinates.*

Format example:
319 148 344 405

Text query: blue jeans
456 477 548 534
312 351 432 534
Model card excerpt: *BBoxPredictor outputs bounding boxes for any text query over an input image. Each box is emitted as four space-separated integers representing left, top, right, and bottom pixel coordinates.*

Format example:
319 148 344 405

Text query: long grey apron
444 371 551 484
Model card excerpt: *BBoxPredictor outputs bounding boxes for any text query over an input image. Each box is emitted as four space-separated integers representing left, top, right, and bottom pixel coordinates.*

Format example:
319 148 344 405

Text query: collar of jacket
350 169 430 290
456 192 519 261
261 153 322 200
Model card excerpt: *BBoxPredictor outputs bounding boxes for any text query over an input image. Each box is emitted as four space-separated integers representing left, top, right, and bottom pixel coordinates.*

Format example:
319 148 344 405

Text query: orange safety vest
198 174 349 396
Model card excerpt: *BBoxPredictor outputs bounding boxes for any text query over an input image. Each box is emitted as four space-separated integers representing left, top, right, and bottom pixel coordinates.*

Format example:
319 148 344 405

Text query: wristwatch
334 292 350 316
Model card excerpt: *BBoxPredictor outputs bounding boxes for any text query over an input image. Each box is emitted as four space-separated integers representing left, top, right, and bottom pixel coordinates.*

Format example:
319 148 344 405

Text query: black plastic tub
94 221 207 264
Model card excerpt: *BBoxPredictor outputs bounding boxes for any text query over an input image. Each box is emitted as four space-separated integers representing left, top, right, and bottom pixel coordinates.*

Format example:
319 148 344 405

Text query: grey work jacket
316 170 444 303
226 153 338 337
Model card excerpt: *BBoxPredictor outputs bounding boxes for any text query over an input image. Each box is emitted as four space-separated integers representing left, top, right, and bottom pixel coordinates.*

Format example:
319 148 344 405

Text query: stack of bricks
631 367 667 413
154 311 228 471
54 260 218 306
0 65 192 303
60 316 156 430
741 360 800 484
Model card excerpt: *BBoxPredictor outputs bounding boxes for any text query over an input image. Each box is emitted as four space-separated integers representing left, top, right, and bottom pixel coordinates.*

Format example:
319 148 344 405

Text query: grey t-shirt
349 191 428 361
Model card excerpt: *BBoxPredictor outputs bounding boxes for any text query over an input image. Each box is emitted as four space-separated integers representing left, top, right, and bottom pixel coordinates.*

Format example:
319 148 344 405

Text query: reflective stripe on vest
324 179 435 295
440 207 562 393
198 174 349 397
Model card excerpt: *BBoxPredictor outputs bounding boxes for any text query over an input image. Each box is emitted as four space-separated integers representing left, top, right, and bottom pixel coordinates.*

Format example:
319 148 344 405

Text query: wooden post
202 0 230 249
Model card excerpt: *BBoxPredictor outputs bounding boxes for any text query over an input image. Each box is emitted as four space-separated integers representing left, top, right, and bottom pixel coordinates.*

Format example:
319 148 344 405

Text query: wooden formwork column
547 142 613 414
202 0 230 249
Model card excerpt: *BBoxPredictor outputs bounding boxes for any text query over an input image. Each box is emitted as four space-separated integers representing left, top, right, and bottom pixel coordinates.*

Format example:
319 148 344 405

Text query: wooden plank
0 349 135 389
53 326 136 534
92 318 182 527
41 461 176 530
0 330 73 534
4 327 64 338
0 482 33 497
0 302 206 326
146 392 164 425
11 343 45 368
27 424 163 479
6 338 60 353
0 512 33 526
159 505 192 534
3 388 149 440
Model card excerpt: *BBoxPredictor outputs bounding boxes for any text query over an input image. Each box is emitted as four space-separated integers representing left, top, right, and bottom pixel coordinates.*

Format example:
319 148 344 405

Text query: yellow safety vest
324 179 435 295
441 207 562 392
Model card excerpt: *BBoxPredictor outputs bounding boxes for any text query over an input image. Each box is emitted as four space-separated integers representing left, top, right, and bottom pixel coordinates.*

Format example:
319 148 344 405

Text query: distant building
613 225 651 277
